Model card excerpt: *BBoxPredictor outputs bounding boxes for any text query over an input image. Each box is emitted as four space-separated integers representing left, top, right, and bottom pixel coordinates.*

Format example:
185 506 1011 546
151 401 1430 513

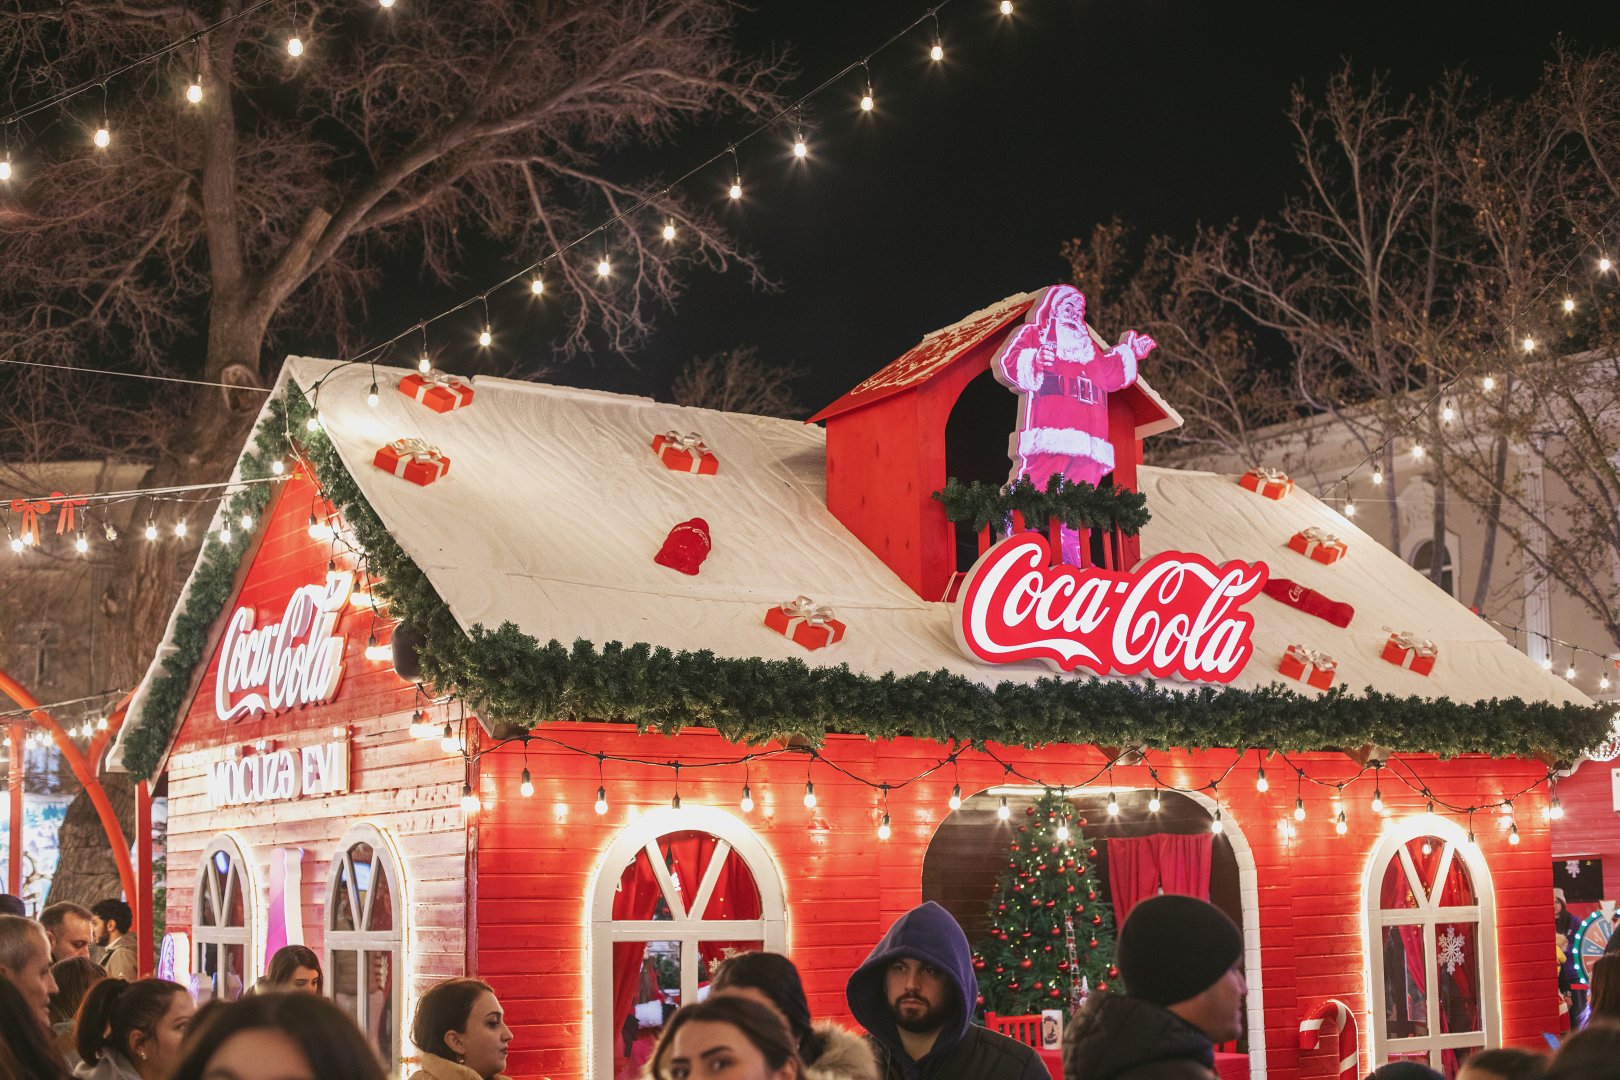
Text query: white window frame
1405 532 1461 600
324 823 408 1071
586 806 788 1076
1363 815 1499 1069
192 833 260 1002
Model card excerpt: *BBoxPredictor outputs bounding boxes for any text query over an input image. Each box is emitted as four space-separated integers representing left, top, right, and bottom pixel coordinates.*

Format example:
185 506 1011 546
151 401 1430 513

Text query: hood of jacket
407 1053 512 1080
74 1051 143 1080
1062 992 1215 1080
845 902 976 1059
808 1021 881 1080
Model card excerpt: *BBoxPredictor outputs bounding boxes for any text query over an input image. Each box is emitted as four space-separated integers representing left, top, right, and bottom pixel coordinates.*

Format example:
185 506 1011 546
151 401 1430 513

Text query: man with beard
847 901 1045 1080
1063 895 1246 1080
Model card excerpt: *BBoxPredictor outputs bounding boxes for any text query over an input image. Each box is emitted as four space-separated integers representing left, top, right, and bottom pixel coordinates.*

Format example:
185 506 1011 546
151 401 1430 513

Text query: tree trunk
45 772 135 908
1469 436 1509 611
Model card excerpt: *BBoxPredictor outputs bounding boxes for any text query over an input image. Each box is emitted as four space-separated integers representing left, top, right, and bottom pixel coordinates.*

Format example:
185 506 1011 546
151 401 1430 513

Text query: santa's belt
1037 374 1097 402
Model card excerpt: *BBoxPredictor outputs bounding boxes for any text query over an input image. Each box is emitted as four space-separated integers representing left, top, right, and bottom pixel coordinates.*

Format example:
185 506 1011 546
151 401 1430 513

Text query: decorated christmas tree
973 791 1118 1015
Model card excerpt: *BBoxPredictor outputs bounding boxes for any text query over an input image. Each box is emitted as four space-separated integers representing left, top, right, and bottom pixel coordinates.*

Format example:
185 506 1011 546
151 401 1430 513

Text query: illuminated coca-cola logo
954 534 1267 682
214 571 354 722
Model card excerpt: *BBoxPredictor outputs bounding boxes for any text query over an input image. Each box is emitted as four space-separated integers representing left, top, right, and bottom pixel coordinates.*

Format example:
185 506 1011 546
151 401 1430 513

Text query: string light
878 786 891 839
1055 817 1070 840
1335 810 1348 835
173 519 187 537
1602 673 1612 692
239 512 253 531
218 524 232 544
1344 500 1356 518
1509 822 1521 845
1294 770 1306 820
997 794 1010 821
1440 404 1455 423
1481 375 1496 392
186 74 203 105
1255 763 1268 792
477 296 492 348
1105 791 1118 817
999 0 1013 13
379 0 395 8
1564 297 1576 314
793 128 807 159
740 782 754 813
144 519 157 541
1522 335 1536 353
93 86 110 149
671 765 682 810
928 13 944 61
287 32 304 58
306 411 321 432
596 248 612 278
8 536 21 554
948 783 962 811
1211 807 1224 835
1147 789 1161 813
594 785 608 815
460 783 480 813
409 710 437 740
366 380 379 408
1371 762 1384 814
1411 443 1425 460
728 146 742 200
364 633 392 662
859 61 875 112
803 779 817 809
1600 256 1613 273
520 767 534 798
661 219 676 242
0 151 12 182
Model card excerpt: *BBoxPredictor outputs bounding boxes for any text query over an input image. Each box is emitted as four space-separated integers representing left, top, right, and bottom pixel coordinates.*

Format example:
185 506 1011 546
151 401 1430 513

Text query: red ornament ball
1051 925 1063 936
973 958 986 971
1043 944 1053 953
1058 961 1071 973
1107 965 1119 978
1089 937 1099 948
1091 914 1102 926
1097 981 1109 992
1088 890 1097 901
1078 816 1088 825
1034 981 1044 991
1019 958 1034 970
1048 987 1063 999
1088 846 1098 857
1011 843 1021 852
1045 900 1057 909
1066 885 1076 894
996 966 1004 974
976 994 985 1007
1008 981 1021 991
1026 806 1037 816
1021 931 1032 939
997 904 1007 913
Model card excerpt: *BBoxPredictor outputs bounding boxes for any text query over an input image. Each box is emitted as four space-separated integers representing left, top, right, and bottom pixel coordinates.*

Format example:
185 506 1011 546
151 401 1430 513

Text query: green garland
933 475 1151 535
122 382 1615 779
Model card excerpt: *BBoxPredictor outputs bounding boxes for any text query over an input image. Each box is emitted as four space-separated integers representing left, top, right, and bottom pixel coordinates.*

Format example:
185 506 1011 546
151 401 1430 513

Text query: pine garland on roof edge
119 383 1615 780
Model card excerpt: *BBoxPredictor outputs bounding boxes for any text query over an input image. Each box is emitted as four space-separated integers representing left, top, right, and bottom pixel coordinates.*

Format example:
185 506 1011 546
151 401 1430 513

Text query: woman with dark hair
49 956 107 1066
0 976 72 1080
168 992 387 1080
710 953 877 1080
73 977 194 1079
650 996 805 1080
1547 1020 1620 1080
1592 955 1620 1024
250 944 324 995
408 977 514 1080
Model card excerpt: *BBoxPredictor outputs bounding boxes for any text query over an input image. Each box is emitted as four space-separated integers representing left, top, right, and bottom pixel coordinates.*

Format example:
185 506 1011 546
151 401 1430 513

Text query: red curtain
611 851 663 1055
1107 833 1214 925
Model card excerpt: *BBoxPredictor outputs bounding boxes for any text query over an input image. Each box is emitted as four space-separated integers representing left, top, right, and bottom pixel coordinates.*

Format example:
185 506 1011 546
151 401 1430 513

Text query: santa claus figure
993 284 1156 490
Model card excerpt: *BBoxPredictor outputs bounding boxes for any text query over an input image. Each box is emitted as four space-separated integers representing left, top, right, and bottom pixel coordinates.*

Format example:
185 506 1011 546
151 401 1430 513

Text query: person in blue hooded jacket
845 901 1046 1080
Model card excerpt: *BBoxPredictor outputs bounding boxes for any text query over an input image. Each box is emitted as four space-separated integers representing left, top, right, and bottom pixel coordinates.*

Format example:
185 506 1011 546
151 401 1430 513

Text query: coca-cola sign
955 533 1267 682
214 571 354 722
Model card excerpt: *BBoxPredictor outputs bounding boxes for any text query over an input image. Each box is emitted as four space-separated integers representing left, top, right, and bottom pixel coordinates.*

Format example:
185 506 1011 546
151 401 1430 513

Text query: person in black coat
1064 895 1247 1080
846 901 1046 1080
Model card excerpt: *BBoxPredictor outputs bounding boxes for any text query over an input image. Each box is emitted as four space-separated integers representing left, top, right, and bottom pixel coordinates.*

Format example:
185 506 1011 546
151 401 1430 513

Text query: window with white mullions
325 824 405 1072
192 835 258 1004
1364 817 1498 1077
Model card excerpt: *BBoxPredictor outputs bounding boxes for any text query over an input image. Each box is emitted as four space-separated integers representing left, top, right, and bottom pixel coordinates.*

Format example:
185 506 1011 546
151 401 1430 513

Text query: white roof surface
114 353 1590 770
261 357 1585 707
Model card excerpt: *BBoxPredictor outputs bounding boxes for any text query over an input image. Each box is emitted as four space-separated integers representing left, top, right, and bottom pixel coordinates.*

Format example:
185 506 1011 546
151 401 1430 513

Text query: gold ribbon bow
1299 526 1340 546
662 431 708 453
1249 466 1289 482
388 437 442 462
1389 630 1437 658
779 595 835 627
423 370 466 389
1286 644 1337 672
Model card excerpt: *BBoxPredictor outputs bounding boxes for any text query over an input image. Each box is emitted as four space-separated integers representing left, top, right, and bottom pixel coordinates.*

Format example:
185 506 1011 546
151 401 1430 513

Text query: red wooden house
112 289 1603 1080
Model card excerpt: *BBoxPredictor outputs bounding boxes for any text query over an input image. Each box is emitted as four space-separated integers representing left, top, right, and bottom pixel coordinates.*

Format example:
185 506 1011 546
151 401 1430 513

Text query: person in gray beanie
1063 895 1246 1080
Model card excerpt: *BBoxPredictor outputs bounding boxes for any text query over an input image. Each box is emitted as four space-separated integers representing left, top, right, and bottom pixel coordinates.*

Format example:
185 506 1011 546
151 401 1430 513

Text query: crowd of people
0 888 1615 1080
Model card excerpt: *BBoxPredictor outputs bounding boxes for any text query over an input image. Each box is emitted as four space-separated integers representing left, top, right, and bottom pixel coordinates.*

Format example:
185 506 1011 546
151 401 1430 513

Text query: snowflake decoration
1437 927 1467 974
1567 860 1584 878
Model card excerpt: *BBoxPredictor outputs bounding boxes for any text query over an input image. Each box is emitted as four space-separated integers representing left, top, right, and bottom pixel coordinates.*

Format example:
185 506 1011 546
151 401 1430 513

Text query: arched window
589 807 787 1077
1409 538 1457 598
193 835 258 1004
1364 817 1498 1073
326 824 406 1072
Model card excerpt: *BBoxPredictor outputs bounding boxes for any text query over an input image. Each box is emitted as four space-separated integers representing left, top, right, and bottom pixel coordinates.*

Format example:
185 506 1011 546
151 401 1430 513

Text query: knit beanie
1116 895 1243 1007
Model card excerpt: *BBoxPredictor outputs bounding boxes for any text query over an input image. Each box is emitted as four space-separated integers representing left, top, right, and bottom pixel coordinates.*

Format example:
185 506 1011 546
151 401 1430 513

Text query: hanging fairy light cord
2 475 291 556
435 717 1561 841
1474 613 1617 690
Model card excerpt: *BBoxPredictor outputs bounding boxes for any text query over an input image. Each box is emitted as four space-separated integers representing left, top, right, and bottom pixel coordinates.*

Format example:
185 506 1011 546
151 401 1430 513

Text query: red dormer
809 287 1181 602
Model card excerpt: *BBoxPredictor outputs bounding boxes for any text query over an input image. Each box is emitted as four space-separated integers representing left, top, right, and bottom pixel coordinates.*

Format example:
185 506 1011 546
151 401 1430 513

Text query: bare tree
0 0 784 897
670 345 806 418
1062 219 1292 464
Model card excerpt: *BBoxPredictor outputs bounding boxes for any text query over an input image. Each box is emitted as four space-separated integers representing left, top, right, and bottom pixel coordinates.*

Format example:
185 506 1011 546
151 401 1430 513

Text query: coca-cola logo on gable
214 570 354 722
955 533 1267 683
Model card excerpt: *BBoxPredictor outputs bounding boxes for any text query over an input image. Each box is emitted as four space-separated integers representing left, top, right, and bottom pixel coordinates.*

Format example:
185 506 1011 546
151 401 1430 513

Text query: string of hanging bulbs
1474 614 1617 692
419 707 1561 845
2 475 289 559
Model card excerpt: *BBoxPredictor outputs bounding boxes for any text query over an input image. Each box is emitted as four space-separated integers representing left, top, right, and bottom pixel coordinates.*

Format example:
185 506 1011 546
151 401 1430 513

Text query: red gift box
373 437 451 486
1239 467 1293 500
1279 644 1336 690
652 431 719 475
764 596 846 651
1382 631 1437 675
399 371 475 413
1287 527 1347 565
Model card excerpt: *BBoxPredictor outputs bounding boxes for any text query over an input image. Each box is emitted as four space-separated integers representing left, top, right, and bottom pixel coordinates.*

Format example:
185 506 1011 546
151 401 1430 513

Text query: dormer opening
944 368 1017 574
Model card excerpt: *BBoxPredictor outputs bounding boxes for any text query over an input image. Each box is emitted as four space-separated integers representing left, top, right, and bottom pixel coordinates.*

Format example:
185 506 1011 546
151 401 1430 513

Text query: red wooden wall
1552 759 1619 921
474 729 1558 1080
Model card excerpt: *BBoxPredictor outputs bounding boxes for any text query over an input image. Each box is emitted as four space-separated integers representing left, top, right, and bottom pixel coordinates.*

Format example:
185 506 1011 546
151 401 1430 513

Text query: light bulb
1601 674 1611 691
379 0 395 7
1567 665 1577 680
930 42 944 61
671 792 683 810
1441 405 1455 423
1509 823 1521 845
1344 501 1356 518
173 519 187 537
74 533 88 553
997 796 1010 821
364 634 392 662
1564 297 1576 314
1335 811 1347 835
239 512 253 530
597 256 611 277
1211 810 1224 834
1412 443 1425 460
8 537 21 553
520 767 534 798
0 154 11 181
530 276 545 295
1421 840 1433 856
367 383 379 407
144 522 158 541
306 413 320 431
460 784 480 813
878 814 891 840
1372 468 1384 486
948 784 961 811
1482 375 1496 391
729 180 742 200
1294 798 1306 821
270 459 285 475
860 91 874 112
218 526 232 544
793 133 807 158
594 786 608 815
409 713 438 740
803 781 817 809
1255 769 1268 793
186 79 203 104
662 221 676 242
740 785 754 813
1371 790 1384 814
1522 336 1536 353
1542 656 1554 671
1551 798 1565 820
1000 0 1013 12
1148 792 1162 813
308 513 333 540
1106 794 1119 817
1601 256 1613 273
287 35 304 57
94 125 110 149
478 326 492 348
